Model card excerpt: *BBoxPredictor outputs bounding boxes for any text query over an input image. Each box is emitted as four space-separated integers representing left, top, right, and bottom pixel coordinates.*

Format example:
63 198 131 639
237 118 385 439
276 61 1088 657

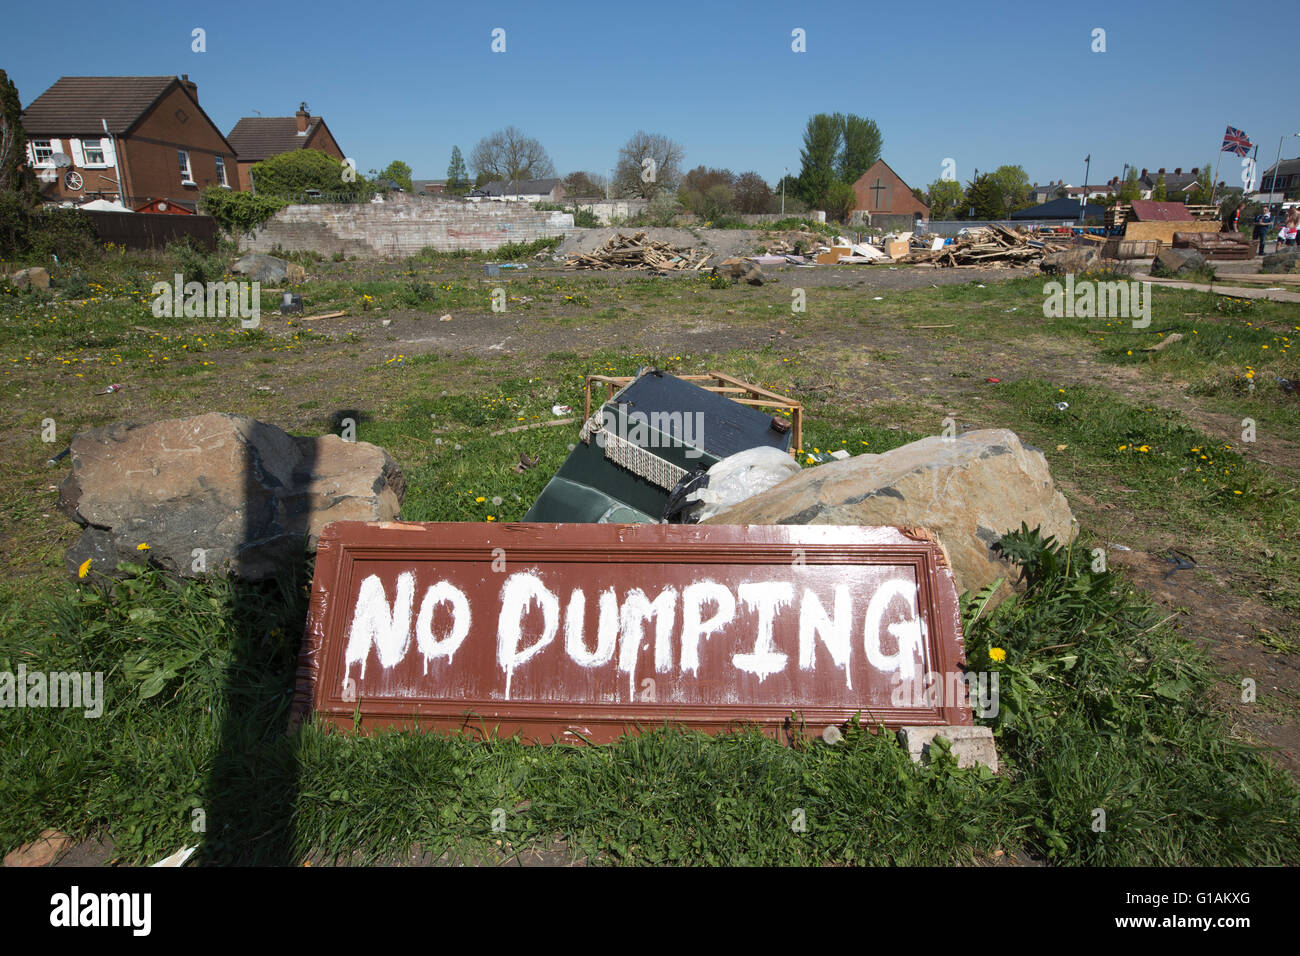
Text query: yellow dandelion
136 543 150 551
77 557 92 578
989 647 1007 663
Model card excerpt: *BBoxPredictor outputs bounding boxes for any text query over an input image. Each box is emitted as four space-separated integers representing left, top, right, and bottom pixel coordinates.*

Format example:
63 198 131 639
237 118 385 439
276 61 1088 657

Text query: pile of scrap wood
566 232 710 271
899 224 1069 268
760 228 830 255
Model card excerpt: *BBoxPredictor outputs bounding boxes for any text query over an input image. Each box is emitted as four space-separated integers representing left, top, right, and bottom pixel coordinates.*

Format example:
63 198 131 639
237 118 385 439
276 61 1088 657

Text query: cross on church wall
869 178 892 210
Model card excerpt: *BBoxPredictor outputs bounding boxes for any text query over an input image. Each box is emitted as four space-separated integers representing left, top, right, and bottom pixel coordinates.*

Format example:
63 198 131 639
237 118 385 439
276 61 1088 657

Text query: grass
1 532 1295 866
2 245 1298 865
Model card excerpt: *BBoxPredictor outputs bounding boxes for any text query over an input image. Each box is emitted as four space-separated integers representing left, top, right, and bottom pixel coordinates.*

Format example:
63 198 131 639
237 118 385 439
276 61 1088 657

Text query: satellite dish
50 152 72 169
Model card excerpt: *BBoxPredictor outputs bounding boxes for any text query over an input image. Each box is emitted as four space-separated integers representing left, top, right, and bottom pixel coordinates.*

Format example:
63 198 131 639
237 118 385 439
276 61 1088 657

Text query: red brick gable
851 160 930 218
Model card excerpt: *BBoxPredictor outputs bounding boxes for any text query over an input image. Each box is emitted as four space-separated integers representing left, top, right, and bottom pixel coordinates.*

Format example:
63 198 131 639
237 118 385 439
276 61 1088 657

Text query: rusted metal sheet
295 522 971 743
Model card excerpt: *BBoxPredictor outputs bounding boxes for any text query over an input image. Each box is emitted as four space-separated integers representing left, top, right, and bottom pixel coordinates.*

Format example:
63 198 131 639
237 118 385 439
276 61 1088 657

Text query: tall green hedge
199 188 288 235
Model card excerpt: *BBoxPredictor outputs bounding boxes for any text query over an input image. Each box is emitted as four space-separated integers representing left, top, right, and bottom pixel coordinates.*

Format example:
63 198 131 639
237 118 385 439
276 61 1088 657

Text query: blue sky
4 0 1298 190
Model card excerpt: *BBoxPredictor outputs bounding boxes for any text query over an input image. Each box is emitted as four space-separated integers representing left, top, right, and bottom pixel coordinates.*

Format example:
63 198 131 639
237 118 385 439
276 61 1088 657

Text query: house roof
1009 197 1106 220
23 75 181 135
477 178 561 196
1140 171 1199 193
1129 199 1194 221
226 116 329 162
1262 157 1300 178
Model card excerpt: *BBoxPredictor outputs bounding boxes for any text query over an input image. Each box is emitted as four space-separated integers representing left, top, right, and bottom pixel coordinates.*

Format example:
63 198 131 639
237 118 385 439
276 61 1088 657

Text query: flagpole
1211 146 1223 206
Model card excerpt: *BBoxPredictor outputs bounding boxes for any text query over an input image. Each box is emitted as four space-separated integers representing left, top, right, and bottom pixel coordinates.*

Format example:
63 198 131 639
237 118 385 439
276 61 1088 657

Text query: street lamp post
781 166 788 215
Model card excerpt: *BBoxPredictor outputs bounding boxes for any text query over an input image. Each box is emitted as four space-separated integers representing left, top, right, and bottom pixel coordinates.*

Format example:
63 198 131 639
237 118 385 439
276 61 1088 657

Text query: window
82 138 105 165
32 140 53 165
178 149 194 184
214 155 228 187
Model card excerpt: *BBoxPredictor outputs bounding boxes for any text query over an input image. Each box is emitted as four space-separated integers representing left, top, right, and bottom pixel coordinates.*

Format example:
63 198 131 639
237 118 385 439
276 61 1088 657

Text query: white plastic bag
687 446 801 521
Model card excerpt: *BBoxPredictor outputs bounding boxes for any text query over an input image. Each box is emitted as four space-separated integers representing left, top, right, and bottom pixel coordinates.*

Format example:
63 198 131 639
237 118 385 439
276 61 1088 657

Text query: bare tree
733 172 774 214
469 126 555 188
561 170 608 198
614 131 683 199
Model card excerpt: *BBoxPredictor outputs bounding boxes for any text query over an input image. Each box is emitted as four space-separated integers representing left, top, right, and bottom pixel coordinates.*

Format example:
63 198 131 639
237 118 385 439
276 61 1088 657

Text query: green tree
963 173 1001 219
1152 174 1166 202
986 165 1031 214
836 113 882 185
678 166 736 219
925 179 964 220
249 149 372 198
0 69 34 199
446 146 469 194
823 181 857 223
378 160 413 193
1186 160 1214 205
797 113 842 209
1118 166 1142 203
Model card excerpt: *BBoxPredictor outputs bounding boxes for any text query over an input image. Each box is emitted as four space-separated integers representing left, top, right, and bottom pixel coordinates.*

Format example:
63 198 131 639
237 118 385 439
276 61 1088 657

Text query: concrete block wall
573 199 648 224
240 195 574 257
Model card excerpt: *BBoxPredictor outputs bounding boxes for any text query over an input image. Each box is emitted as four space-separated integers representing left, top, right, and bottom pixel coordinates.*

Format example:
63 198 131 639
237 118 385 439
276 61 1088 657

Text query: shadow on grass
200 430 317 865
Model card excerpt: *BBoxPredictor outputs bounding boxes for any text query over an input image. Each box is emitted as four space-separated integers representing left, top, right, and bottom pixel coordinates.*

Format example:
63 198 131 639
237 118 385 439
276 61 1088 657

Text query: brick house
851 160 929 223
226 104 344 191
21 74 237 211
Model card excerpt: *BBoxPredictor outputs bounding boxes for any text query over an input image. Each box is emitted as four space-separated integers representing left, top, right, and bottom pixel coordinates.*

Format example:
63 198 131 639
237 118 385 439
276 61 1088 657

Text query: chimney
1157 168 1165 175
1140 168 1148 178
1191 167 1198 175
180 73 198 100
296 102 310 133
1174 167 1182 175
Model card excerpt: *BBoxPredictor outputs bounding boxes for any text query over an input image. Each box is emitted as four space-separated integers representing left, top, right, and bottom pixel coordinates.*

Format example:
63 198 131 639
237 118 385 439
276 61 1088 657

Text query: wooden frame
584 371 803 455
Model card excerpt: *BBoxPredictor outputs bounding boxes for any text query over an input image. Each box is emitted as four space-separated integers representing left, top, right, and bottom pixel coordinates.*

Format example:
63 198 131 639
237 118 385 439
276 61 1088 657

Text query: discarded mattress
523 369 793 524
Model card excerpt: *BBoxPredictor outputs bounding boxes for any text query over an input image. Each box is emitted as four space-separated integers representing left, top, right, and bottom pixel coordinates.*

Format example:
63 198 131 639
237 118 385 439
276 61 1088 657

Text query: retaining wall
240 196 574 257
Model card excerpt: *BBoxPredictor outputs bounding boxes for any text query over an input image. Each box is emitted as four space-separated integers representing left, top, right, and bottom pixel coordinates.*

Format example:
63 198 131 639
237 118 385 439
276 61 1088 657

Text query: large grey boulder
58 413 405 580
231 253 306 284
1040 247 1098 275
1152 247 1208 277
1261 250 1300 274
704 428 1076 601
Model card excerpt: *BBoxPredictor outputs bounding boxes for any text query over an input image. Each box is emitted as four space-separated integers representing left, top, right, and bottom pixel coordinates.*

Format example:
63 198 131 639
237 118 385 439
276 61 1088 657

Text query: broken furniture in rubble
522 370 800 525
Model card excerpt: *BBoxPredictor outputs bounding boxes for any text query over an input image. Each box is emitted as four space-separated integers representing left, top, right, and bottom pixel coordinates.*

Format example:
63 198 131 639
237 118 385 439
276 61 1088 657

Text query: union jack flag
1222 126 1252 156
